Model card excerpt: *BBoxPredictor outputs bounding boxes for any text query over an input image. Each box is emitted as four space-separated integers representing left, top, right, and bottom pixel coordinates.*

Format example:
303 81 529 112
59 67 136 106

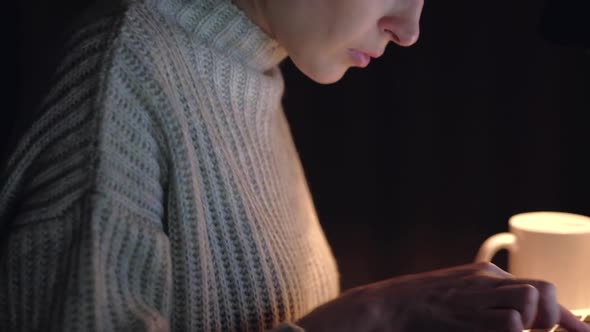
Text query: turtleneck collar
145 0 288 72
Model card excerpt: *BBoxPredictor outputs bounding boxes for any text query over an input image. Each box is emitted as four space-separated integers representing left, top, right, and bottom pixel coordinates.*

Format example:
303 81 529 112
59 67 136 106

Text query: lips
348 48 384 68
348 49 371 67
365 50 384 59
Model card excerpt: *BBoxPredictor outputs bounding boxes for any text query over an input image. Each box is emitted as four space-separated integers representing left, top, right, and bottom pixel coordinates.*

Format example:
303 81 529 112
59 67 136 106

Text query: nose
378 0 424 47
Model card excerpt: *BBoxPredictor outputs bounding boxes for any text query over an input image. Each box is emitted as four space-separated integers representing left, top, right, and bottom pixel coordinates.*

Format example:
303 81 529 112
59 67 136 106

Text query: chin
293 60 348 85
310 71 347 85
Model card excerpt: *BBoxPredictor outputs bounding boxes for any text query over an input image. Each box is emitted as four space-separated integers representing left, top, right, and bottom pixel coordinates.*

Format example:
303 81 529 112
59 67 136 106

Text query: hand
296 262 590 332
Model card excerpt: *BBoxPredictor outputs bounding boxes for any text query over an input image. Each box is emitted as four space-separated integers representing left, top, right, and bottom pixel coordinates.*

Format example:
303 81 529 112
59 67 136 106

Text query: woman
1 0 588 331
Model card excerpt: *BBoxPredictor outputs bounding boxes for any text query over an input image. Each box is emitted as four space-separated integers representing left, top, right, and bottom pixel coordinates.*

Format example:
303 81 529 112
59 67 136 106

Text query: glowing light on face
263 0 425 84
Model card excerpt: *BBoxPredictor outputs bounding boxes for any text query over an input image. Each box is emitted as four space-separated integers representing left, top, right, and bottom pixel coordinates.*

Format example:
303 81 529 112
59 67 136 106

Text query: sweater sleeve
0 17 173 328
0 110 173 332
0 106 174 332
1 141 307 332
1 193 174 332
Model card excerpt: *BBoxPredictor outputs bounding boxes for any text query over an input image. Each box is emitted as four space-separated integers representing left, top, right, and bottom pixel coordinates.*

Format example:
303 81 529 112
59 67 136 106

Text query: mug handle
475 233 517 263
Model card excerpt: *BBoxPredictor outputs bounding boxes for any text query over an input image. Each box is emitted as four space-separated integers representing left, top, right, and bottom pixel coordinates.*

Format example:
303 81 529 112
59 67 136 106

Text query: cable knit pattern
0 0 340 331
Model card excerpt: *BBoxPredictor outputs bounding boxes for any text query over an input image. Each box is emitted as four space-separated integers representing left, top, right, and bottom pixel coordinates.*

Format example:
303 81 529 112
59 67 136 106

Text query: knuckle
533 302 560 328
475 261 498 271
539 282 557 298
544 306 560 327
532 281 558 303
473 261 511 279
520 284 539 305
533 312 559 330
503 310 523 332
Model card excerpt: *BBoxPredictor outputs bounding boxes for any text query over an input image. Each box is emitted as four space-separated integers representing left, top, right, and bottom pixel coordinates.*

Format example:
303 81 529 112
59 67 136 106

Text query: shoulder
0 3 172 226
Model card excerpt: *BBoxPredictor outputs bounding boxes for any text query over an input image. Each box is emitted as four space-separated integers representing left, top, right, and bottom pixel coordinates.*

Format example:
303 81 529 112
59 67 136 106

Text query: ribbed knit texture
0 0 340 331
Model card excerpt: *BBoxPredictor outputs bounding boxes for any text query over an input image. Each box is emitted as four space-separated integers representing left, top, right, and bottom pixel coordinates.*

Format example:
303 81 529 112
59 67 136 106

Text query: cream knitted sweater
0 0 340 330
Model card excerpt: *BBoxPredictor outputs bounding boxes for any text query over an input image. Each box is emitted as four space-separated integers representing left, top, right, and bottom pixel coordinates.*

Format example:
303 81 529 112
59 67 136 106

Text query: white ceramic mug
475 211 590 310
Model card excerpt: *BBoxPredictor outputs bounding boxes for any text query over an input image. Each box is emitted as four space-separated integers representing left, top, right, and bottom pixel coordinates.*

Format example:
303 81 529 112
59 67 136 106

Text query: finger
468 262 514 278
451 284 539 329
497 278 559 328
430 262 514 279
389 262 510 289
478 308 524 332
474 262 514 279
556 305 590 332
434 265 514 290
456 274 509 290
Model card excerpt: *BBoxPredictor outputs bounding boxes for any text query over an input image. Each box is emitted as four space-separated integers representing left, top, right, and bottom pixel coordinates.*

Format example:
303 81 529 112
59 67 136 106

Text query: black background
9 0 590 291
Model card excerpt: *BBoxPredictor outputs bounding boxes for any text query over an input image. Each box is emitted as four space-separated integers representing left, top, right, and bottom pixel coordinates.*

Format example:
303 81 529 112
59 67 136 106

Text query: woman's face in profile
265 0 424 84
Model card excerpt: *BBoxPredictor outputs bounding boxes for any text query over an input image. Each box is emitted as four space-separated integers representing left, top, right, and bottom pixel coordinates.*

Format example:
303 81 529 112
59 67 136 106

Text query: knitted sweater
0 0 340 330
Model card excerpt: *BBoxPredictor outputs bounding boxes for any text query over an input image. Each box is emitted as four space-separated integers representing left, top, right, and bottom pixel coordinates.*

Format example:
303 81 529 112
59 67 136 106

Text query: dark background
9 0 590 291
